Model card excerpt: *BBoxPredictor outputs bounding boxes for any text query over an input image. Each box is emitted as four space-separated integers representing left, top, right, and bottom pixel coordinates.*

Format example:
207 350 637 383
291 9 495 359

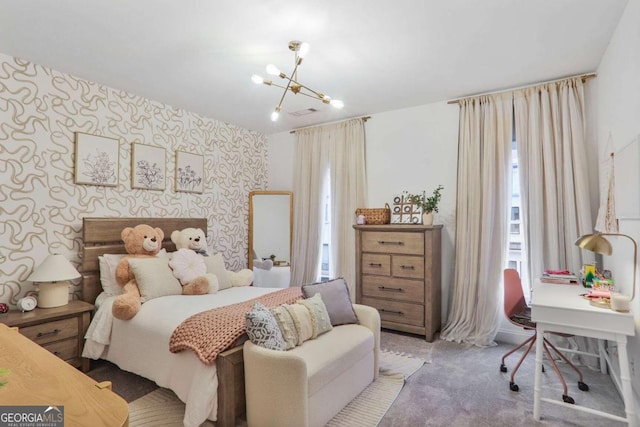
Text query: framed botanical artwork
74 132 119 186
175 150 204 194
131 142 166 190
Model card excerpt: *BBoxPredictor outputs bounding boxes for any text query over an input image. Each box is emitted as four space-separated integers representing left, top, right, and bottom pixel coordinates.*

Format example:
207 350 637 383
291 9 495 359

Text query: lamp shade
27 254 81 283
574 234 613 256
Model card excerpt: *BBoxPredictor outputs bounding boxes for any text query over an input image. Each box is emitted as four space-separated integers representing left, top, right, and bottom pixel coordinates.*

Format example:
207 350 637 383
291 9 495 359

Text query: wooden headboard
81 217 208 304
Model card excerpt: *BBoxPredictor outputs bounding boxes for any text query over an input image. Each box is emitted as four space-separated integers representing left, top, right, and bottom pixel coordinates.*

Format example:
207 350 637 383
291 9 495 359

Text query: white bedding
83 287 281 427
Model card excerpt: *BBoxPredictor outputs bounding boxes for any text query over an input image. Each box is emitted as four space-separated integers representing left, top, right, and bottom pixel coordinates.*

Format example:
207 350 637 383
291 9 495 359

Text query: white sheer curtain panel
290 119 367 294
514 78 597 367
440 93 513 346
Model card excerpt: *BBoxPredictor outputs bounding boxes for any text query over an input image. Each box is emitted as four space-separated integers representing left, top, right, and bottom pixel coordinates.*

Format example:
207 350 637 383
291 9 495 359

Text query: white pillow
128 257 182 302
98 249 169 296
204 253 232 291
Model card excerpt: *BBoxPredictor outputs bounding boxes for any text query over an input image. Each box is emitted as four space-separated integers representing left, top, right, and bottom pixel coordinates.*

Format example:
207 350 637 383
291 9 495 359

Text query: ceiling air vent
289 108 318 117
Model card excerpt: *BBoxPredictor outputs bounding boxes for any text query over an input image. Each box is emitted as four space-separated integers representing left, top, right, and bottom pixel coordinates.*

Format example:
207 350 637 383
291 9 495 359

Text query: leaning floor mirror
248 191 293 277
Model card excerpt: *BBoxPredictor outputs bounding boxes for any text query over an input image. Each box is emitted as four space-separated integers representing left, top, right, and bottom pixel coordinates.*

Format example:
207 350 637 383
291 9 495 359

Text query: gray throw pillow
245 302 285 351
301 278 358 326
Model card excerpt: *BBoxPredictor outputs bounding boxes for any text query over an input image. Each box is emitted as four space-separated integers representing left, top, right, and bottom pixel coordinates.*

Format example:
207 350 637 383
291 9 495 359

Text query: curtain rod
289 115 371 134
446 72 597 105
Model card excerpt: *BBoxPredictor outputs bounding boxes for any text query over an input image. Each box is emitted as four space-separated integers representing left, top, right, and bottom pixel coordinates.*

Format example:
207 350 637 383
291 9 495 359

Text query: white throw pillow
128 257 182 302
204 253 231 291
99 249 169 296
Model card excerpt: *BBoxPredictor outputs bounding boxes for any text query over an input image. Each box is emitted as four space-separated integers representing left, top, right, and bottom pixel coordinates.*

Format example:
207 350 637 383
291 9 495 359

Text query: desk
531 282 636 425
0 323 129 426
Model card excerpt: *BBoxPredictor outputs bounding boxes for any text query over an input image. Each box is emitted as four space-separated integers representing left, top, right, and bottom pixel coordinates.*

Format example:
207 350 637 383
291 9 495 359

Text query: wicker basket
355 203 391 225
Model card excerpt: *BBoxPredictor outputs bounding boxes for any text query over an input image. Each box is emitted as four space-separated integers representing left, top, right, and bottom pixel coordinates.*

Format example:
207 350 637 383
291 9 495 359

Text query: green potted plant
403 185 443 225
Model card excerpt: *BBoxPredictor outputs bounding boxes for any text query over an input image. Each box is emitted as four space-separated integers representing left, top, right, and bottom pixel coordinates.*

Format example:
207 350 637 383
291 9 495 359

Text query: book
541 271 579 284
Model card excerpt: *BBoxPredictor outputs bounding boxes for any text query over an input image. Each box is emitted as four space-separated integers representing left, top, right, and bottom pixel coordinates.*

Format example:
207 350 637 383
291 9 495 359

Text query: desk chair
500 269 588 404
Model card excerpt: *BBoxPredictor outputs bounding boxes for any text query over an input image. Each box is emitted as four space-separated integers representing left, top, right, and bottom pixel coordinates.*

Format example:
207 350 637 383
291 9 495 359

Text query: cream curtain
440 93 513 346
513 78 593 287
514 78 598 367
291 119 367 295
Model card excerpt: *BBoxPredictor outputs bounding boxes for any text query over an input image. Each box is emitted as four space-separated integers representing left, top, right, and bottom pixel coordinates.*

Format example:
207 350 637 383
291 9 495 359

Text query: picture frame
175 151 204 194
131 142 166 190
74 132 119 187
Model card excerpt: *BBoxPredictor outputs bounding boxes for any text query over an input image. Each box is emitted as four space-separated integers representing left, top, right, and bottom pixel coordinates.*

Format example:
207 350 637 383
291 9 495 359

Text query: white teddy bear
170 228 218 294
170 227 254 291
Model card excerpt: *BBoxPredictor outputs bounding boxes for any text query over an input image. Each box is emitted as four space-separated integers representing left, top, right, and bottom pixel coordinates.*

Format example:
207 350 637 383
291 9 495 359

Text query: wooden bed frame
81 217 245 427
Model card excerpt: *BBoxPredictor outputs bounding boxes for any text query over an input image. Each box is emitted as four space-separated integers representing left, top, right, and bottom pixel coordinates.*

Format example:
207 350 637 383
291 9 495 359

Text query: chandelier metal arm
275 58 303 110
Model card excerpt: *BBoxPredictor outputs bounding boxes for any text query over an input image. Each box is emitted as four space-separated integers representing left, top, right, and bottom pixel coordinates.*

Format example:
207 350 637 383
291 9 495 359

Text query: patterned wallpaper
0 53 268 307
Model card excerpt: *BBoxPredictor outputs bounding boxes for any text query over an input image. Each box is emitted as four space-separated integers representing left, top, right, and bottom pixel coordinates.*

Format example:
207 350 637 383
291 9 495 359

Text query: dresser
353 224 442 341
0 300 94 371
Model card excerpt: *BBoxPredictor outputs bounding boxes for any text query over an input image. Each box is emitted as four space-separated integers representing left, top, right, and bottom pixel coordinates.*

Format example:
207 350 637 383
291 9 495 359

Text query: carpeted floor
127 350 425 427
87 330 627 426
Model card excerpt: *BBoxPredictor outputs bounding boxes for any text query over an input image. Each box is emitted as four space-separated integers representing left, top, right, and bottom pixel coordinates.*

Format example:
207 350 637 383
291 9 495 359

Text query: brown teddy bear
112 224 164 320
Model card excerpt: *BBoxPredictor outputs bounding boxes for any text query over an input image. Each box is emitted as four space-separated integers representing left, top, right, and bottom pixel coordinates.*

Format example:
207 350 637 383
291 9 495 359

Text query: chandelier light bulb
266 64 280 76
298 42 310 58
251 75 264 85
330 99 344 109
270 109 280 122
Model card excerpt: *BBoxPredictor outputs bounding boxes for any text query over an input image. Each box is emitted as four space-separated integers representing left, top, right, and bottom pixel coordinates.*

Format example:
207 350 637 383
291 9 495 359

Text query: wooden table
0 323 129 426
531 282 636 426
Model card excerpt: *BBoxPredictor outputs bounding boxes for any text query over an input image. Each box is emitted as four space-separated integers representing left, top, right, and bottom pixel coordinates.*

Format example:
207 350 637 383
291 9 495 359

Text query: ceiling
0 0 628 134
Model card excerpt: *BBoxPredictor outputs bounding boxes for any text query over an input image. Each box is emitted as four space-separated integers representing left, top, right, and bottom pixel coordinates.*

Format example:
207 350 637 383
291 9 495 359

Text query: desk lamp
27 254 81 308
575 233 638 311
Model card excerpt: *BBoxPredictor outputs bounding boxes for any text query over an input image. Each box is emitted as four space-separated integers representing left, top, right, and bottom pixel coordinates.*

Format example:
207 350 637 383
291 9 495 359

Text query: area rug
128 350 426 427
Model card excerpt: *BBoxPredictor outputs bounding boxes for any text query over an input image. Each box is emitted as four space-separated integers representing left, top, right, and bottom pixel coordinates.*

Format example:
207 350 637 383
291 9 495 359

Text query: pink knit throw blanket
169 287 303 364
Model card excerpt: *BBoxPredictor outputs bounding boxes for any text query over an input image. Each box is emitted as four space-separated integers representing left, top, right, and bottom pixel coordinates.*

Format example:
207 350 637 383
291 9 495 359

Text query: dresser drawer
392 255 424 279
361 231 424 255
43 338 78 361
19 317 78 345
362 254 390 276
362 275 424 302
361 297 424 327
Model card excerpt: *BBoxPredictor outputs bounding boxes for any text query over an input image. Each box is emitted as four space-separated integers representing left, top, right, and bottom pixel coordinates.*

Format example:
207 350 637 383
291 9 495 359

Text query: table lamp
27 254 81 308
575 232 638 311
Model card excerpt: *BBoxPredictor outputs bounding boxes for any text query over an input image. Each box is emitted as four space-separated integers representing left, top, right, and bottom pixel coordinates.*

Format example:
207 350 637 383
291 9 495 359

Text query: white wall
595 0 640 419
267 102 459 322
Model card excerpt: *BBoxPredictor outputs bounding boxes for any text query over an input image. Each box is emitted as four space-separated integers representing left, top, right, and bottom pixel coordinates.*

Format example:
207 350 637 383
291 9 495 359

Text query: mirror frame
248 190 293 270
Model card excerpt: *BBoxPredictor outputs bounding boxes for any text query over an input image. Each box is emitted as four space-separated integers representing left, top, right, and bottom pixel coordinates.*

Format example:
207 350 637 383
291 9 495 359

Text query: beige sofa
243 304 380 427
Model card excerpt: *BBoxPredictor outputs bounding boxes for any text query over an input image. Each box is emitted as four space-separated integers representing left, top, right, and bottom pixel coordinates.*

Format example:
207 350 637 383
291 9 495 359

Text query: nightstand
0 300 94 372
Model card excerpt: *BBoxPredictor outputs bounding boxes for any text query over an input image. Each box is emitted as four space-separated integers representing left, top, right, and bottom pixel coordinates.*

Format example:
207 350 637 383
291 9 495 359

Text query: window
319 171 331 282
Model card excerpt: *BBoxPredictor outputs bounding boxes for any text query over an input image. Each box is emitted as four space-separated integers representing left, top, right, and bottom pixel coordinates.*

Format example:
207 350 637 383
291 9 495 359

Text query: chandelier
252 40 344 121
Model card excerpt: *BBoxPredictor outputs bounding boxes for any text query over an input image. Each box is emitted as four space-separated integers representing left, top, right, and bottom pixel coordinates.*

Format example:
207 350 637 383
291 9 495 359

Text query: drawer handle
378 240 404 245
379 309 404 316
37 328 61 338
53 351 62 357
368 263 383 267
400 265 415 270
378 286 404 292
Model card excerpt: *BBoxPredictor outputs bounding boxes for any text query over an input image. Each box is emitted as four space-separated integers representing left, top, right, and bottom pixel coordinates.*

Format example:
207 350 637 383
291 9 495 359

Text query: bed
80 217 272 427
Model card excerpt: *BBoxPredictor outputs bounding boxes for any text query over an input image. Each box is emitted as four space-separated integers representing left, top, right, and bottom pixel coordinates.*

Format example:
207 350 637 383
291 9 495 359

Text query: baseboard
495 327 533 346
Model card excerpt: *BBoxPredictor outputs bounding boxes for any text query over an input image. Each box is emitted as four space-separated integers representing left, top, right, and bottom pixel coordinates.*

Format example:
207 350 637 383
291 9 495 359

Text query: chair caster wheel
509 382 519 392
562 395 575 404
500 364 507 373
578 381 589 391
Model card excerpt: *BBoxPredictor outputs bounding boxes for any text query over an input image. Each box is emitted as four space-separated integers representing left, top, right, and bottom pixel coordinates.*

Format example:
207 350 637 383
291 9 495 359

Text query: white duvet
83 287 280 427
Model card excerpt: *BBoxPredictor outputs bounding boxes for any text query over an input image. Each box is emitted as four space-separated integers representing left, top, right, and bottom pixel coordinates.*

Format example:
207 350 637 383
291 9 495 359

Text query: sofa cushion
285 303 314 345
298 293 333 338
270 305 298 350
246 302 285 351
287 324 374 396
302 278 358 326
